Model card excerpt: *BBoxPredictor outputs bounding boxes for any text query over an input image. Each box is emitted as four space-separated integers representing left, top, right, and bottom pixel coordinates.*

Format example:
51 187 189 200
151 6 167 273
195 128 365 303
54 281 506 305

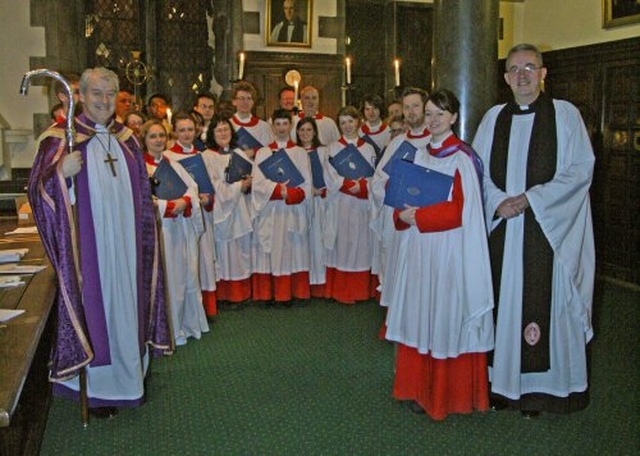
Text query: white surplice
148 154 208 346
381 149 494 358
251 143 312 276
202 148 254 282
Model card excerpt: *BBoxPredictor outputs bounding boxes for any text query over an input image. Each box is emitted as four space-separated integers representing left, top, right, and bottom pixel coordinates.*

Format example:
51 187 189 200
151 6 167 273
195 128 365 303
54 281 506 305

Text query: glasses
198 104 214 110
234 96 253 101
507 64 542 75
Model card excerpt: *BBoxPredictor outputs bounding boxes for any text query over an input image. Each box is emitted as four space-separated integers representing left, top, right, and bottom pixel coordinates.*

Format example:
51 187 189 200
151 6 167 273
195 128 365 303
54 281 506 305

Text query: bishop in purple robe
28 67 170 413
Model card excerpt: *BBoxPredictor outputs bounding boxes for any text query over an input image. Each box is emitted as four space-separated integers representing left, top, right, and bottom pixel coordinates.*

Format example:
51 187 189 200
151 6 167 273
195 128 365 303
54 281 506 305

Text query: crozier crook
20 69 76 154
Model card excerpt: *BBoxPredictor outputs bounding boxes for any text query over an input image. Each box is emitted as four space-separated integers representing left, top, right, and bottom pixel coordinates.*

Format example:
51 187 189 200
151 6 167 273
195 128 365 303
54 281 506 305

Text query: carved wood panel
543 38 640 285
242 52 344 121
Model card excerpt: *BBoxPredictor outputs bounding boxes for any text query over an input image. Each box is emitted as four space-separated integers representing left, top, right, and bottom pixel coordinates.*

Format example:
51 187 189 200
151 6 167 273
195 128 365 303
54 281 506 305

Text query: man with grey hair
473 43 595 417
28 67 170 418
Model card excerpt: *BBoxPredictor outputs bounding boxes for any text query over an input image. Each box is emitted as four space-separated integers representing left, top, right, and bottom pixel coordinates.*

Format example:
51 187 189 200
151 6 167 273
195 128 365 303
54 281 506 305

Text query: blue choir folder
307 149 326 189
236 127 263 151
179 153 215 195
361 134 382 159
328 143 375 179
258 148 304 188
152 159 188 201
383 159 454 210
226 151 253 184
382 140 418 174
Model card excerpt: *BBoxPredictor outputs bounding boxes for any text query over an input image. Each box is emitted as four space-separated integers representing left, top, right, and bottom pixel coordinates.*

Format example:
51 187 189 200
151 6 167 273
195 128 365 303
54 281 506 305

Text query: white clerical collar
95 124 109 133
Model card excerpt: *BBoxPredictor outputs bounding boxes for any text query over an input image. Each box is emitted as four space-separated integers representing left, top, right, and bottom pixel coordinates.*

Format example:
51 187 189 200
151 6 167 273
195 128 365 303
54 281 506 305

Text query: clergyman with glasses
472 43 595 418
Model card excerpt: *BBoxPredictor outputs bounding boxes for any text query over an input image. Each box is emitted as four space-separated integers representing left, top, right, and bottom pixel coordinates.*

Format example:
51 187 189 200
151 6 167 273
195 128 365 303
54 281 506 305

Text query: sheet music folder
226 151 253 184
236 127 263 151
179 153 215 195
328 143 374 179
383 159 453 209
152 159 188 201
258 149 304 188
382 140 418 174
308 149 326 189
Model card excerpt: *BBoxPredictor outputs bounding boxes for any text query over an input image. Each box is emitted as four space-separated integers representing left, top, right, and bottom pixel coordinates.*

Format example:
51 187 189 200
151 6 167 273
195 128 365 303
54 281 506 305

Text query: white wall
500 0 640 56
0 2 47 169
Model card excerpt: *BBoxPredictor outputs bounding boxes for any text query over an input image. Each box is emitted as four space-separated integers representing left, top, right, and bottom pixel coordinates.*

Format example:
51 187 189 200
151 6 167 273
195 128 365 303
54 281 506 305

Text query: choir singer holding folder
378 89 494 421
251 109 312 307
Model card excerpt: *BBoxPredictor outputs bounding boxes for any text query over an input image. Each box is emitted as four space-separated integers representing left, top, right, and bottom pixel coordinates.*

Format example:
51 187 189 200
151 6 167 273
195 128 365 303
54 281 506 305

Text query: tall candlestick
293 80 299 107
345 57 352 85
238 52 245 80
394 59 400 87
166 108 172 126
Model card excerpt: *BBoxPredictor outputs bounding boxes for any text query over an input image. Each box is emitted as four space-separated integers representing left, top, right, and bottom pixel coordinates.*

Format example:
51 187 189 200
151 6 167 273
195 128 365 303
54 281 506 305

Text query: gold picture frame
266 0 312 47
602 0 640 28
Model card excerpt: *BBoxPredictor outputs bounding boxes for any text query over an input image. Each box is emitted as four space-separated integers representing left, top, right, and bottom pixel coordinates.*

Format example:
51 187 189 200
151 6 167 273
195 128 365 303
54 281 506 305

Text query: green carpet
40 279 639 455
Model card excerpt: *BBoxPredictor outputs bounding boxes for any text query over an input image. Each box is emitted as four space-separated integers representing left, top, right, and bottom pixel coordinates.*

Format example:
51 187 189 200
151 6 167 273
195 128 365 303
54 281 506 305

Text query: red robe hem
325 268 374 304
216 278 251 303
251 271 311 301
393 344 489 421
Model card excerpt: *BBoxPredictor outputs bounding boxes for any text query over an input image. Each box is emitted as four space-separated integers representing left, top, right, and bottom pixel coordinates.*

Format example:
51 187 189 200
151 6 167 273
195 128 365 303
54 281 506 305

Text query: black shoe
490 397 508 411
89 407 119 419
407 401 425 414
521 410 540 419
282 301 293 308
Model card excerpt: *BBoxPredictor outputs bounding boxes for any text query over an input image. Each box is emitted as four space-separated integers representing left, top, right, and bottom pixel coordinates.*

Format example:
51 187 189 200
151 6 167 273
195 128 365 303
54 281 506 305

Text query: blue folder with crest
258 148 304 188
226 151 253 184
179 153 215 195
152 159 188 201
236 127 263 151
328 143 375 179
307 149 326 189
383 159 454 210
382 140 418 174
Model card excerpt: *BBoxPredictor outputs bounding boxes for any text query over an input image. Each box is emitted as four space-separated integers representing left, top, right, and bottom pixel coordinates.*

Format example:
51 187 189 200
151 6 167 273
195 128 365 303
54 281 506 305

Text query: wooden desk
0 220 56 455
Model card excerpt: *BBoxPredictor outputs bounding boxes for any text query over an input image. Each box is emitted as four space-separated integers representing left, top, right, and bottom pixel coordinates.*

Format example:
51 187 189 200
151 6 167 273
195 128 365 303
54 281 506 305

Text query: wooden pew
0 221 56 455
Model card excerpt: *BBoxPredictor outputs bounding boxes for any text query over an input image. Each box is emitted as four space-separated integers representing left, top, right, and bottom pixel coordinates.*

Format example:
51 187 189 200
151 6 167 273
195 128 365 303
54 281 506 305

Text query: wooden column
432 0 499 142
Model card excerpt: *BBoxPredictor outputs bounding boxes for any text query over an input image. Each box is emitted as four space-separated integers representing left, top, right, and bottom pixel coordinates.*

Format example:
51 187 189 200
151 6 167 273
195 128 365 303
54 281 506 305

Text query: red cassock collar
339 137 365 148
361 123 389 136
232 115 260 127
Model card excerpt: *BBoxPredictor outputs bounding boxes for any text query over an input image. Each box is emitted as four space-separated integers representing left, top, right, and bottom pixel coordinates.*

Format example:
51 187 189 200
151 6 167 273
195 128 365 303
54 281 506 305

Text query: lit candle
238 52 245 80
394 59 400 87
166 108 172 125
293 80 299 107
345 57 352 85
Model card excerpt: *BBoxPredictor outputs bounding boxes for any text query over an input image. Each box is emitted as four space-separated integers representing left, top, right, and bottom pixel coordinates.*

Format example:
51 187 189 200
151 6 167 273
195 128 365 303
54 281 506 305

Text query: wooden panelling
543 38 640 285
242 52 344 120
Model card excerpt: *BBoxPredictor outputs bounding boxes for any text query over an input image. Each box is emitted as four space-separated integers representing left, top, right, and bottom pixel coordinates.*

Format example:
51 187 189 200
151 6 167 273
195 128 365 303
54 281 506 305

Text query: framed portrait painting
266 0 312 47
602 0 640 28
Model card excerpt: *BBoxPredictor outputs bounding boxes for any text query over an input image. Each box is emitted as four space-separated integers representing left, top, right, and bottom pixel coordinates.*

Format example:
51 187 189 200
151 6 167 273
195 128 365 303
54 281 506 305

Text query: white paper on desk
0 263 47 275
0 275 25 288
0 308 25 323
0 248 29 264
4 226 39 235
